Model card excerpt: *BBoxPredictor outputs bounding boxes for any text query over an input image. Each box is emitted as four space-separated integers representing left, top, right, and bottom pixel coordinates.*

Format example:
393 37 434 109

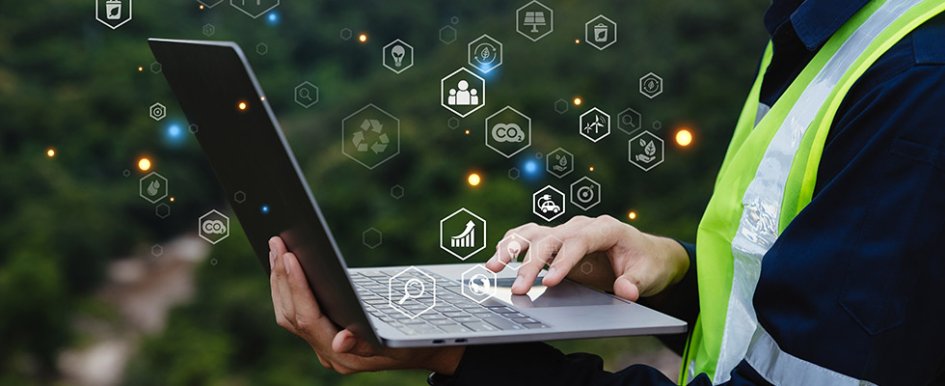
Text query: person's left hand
268 236 464 375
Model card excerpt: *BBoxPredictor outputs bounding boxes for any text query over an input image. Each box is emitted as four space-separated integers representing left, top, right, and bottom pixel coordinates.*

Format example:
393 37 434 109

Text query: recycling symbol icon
352 118 390 154
341 104 401 170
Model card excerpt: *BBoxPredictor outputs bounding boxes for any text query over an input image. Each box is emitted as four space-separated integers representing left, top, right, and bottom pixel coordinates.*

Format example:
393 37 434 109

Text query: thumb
613 274 641 301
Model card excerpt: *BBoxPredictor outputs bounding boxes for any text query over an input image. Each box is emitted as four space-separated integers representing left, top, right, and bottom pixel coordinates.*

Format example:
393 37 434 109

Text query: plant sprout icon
506 240 523 261
635 139 657 163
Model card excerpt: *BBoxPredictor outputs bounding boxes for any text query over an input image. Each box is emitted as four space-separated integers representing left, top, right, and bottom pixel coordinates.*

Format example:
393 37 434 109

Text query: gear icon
352 118 390 154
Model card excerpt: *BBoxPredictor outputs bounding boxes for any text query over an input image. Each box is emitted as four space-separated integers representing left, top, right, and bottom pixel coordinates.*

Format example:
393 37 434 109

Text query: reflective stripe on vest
682 0 945 384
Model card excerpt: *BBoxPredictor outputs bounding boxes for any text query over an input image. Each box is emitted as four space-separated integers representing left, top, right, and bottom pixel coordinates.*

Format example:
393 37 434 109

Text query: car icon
537 194 560 213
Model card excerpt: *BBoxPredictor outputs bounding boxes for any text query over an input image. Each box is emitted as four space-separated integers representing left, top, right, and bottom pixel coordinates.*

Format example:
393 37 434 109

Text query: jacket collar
765 0 872 50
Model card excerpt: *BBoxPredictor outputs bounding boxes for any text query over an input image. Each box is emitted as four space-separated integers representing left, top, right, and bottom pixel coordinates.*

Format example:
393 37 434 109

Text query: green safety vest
681 0 945 384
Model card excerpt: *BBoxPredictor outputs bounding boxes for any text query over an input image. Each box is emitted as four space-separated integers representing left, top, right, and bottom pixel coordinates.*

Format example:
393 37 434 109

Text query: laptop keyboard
351 270 549 336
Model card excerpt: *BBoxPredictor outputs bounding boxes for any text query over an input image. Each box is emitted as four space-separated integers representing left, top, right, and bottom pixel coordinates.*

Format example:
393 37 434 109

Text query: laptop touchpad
488 277 622 308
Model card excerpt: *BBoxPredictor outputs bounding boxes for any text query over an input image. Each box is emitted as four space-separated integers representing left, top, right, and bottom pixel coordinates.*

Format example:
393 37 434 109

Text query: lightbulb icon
391 45 405 67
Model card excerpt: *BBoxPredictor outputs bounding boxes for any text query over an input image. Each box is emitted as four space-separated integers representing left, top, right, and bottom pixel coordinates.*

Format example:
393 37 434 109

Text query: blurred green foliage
0 0 767 384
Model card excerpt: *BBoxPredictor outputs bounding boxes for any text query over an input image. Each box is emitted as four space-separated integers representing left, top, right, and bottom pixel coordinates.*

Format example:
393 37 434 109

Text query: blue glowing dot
261 204 270 214
266 11 280 25
167 124 182 138
523 159 538 174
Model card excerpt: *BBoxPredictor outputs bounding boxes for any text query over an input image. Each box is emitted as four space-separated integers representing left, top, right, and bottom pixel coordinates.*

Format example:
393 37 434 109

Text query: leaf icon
644 140 656 156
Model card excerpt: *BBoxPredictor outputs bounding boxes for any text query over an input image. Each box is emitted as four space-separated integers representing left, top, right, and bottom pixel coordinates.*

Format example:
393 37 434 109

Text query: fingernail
283 253 292 274
269 251 275 269
547 266 558 276
488 254 497 264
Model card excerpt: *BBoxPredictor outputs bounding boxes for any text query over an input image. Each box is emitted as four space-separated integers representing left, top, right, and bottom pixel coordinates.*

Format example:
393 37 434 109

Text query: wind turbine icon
583 114 604 134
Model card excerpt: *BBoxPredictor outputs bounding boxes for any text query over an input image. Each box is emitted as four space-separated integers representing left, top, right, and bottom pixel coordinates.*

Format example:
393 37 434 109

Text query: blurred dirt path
57 236 209 386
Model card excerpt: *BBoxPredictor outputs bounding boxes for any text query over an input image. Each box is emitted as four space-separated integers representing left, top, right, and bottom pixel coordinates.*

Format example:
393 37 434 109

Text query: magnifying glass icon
298 88 311 100
398 278 425 305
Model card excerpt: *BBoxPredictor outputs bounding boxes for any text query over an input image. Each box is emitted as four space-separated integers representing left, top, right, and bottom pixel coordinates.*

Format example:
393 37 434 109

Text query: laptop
148 38 686 348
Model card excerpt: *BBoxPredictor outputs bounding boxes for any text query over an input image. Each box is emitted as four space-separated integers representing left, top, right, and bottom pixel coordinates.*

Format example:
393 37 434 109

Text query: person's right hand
485 215 690 301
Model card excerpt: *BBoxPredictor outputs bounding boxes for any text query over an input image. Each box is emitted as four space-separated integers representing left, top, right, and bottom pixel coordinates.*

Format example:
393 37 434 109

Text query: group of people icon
447 80 480 106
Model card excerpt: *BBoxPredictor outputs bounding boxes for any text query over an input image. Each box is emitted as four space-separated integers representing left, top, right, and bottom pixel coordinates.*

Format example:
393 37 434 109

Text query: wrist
648 234 691 286
427 346 465 375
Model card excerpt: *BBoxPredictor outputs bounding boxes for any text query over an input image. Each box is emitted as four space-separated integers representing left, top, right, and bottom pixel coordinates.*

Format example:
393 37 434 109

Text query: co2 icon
198 209 230 244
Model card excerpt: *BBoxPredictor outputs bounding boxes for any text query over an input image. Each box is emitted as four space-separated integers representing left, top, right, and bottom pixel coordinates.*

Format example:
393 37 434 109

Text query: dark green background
0 0 767 384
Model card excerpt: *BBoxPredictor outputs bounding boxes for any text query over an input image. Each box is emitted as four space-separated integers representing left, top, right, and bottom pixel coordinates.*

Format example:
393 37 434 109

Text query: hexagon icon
155 203 171 219
197 0 223 8
640 72 664 99
439 25 457 45
294 81 319 108
617 107 643 135
230 0 279 19
570 176 601 211
485 106 531 158
579 107 611 142
341 104 400 169
149 102 166 121
533 185 566 222
362 227 382 249
441 68 485 118
585 15 617 50
554 98 569 114
546 147 574 178
440 208 487 261
468 34 503 73
139 172 168 204
517 0 554 41
629 130 665 171
383 39 414 74
462 265 497 303
198 209 230 245
496 233 532 271
202 23 216 37
96 0 133 30
388 266 436 319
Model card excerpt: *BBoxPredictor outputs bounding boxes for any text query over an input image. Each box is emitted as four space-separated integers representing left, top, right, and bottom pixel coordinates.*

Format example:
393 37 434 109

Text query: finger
512 216 596 292
269 236 288 259
543 216 625 287
315 353 333 370
510 235 560 294
270 253 289 329
283 252 324 320
272 251 297 332
487 223 544 272
613 273 642 301
331 329 378 357
283 252 339 352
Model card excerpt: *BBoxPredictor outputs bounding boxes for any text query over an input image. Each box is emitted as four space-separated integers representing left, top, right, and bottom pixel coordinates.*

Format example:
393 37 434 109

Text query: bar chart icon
450 221 477 248
440 208 487 261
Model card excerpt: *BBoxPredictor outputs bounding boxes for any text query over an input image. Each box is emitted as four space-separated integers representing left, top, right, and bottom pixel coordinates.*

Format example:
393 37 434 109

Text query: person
267 0 945 384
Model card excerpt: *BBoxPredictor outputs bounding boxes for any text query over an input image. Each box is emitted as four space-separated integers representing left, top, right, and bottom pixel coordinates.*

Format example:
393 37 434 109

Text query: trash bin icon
593 23 608 42
105 0 122 19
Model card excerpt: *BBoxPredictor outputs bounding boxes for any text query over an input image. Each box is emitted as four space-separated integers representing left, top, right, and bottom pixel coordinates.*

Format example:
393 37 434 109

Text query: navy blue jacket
441 1 945 385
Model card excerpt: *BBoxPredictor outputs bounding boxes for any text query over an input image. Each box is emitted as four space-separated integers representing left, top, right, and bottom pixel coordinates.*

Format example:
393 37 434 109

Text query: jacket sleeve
446 342 711 386
443 242 704 386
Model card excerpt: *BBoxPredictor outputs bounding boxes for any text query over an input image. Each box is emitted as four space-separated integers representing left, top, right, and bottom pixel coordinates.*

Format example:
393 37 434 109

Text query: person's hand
267 237 464 375
485 215 689 301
